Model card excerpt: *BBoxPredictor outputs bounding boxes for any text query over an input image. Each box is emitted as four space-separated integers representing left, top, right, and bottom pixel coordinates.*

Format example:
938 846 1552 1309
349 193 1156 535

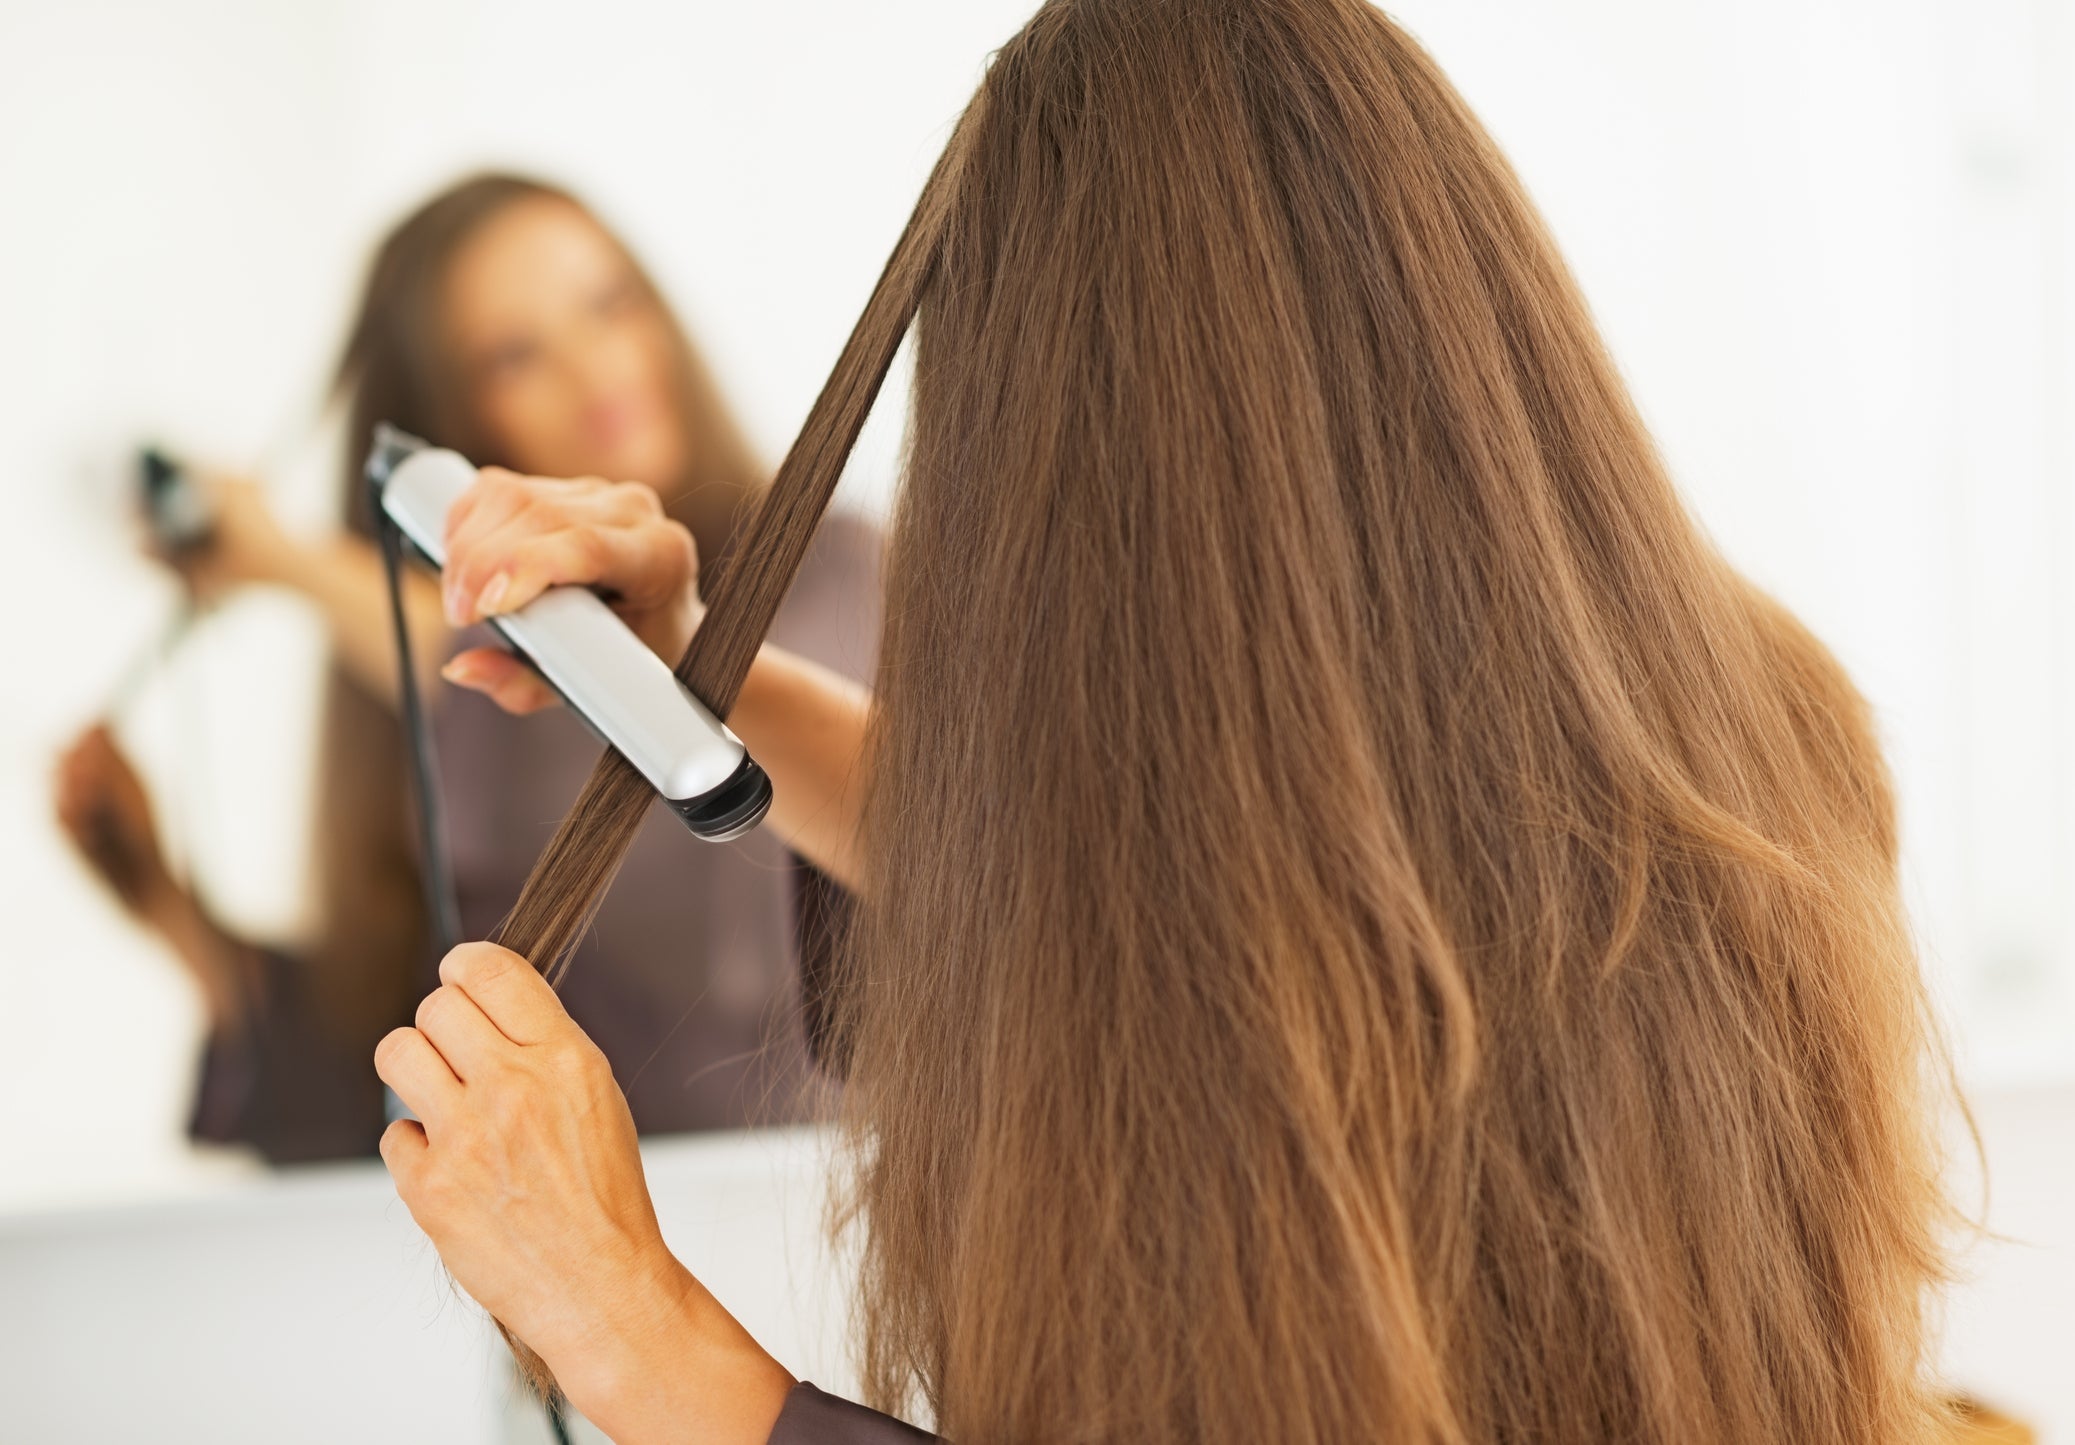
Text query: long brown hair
309 173 762 1048
499 4 1953 1439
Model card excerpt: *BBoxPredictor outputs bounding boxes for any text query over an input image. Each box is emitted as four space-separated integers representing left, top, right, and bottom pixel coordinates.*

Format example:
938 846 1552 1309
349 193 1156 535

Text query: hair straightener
364 425 773 844
97 447 210 719
138 445 218 556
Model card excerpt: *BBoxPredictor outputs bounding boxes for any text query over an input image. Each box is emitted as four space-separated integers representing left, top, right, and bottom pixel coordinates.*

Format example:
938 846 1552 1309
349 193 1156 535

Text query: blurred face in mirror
442 196 688 488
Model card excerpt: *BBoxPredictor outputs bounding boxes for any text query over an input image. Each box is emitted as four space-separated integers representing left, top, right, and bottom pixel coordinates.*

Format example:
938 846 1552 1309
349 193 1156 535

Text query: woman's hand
438 468 701 715
166 475 302 603
431 464 875 889
53 724 263 1026
375 943 795 1445
53 724 176 920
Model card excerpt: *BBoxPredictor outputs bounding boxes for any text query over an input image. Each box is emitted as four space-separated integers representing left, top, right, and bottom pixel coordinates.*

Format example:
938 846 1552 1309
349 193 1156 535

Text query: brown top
768 1384 940 1444
191 511 882 1159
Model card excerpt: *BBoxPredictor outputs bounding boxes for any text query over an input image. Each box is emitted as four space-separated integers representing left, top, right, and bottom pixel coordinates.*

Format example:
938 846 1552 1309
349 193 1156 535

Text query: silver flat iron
365 425 772 844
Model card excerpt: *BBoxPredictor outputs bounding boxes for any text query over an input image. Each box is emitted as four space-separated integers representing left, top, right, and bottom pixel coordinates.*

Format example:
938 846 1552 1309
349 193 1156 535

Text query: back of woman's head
839 3 1950 1441
488 1 1951 1437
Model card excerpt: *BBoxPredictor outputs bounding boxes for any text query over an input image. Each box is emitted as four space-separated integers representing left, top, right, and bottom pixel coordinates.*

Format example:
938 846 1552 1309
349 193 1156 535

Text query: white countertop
2 1096 2070 1444
0 1126 859 1445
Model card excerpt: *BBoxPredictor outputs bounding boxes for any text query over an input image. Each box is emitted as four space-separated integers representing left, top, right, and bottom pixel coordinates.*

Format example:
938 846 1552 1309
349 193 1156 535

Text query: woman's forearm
730 645 872 891
558 1254 798 1445
268 535 450 709
143 886 266 1033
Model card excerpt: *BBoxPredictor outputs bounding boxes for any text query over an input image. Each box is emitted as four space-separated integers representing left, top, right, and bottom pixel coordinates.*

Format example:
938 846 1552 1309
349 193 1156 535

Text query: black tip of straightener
138 445 180 496
668 754 773 843
365 423 430 490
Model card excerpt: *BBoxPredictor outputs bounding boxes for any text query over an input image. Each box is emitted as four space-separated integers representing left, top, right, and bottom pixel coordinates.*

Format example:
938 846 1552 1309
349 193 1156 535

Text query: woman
53 174 879 1159
371 4 1953 1442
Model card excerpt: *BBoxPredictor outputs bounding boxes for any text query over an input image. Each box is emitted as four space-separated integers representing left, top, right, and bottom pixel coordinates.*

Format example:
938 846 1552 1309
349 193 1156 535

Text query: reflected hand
437 468 702 715
375 943 794 1445
161 474 300 603
53 724 175 920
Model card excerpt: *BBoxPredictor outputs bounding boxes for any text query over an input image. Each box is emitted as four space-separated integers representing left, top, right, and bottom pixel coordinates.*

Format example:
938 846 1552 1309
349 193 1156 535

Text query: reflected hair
311 172 764 1055
497 2 1954 1440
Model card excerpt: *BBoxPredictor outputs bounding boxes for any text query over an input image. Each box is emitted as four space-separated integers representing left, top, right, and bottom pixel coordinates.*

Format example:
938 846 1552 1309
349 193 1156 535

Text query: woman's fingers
441 648 561 715
374 1025 464 1123
439 942 570 1046
415 982 518 1081
434 468 686 717
378 1118 430 1187
486 519 696 624
445 510 691 628
378 947 568 1130
443 471 672 621
439 467 531 562
436 468 698 659
443 466 599 542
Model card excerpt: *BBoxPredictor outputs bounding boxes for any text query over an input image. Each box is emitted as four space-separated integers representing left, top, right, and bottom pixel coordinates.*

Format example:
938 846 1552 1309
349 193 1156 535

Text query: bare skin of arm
436 468 872 890
174 476 449 709
377 944 799 1445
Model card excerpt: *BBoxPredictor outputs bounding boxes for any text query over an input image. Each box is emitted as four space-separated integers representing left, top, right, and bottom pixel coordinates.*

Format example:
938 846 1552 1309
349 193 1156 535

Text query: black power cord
370 444 573 1445
369 461 462 958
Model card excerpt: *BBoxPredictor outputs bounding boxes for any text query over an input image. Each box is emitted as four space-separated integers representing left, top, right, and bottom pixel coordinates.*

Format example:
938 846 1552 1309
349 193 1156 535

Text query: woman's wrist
144 887 263 1031
555 1250 796 1445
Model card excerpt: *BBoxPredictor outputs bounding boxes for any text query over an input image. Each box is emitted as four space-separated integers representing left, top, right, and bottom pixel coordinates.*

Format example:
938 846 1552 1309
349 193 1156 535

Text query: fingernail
474 572 510 617
440 657 478 686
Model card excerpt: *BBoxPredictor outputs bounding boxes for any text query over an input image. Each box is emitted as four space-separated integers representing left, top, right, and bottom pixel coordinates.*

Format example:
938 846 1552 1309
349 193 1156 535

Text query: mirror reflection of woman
53 175 877 1159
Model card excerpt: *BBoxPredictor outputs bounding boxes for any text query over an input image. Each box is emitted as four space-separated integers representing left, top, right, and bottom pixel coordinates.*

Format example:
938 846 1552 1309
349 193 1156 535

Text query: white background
0 0 2069 1432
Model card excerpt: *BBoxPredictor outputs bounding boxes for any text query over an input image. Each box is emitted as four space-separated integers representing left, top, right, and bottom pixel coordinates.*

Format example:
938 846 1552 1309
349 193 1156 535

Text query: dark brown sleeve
188 949 389 1164
767 1384 940 1444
